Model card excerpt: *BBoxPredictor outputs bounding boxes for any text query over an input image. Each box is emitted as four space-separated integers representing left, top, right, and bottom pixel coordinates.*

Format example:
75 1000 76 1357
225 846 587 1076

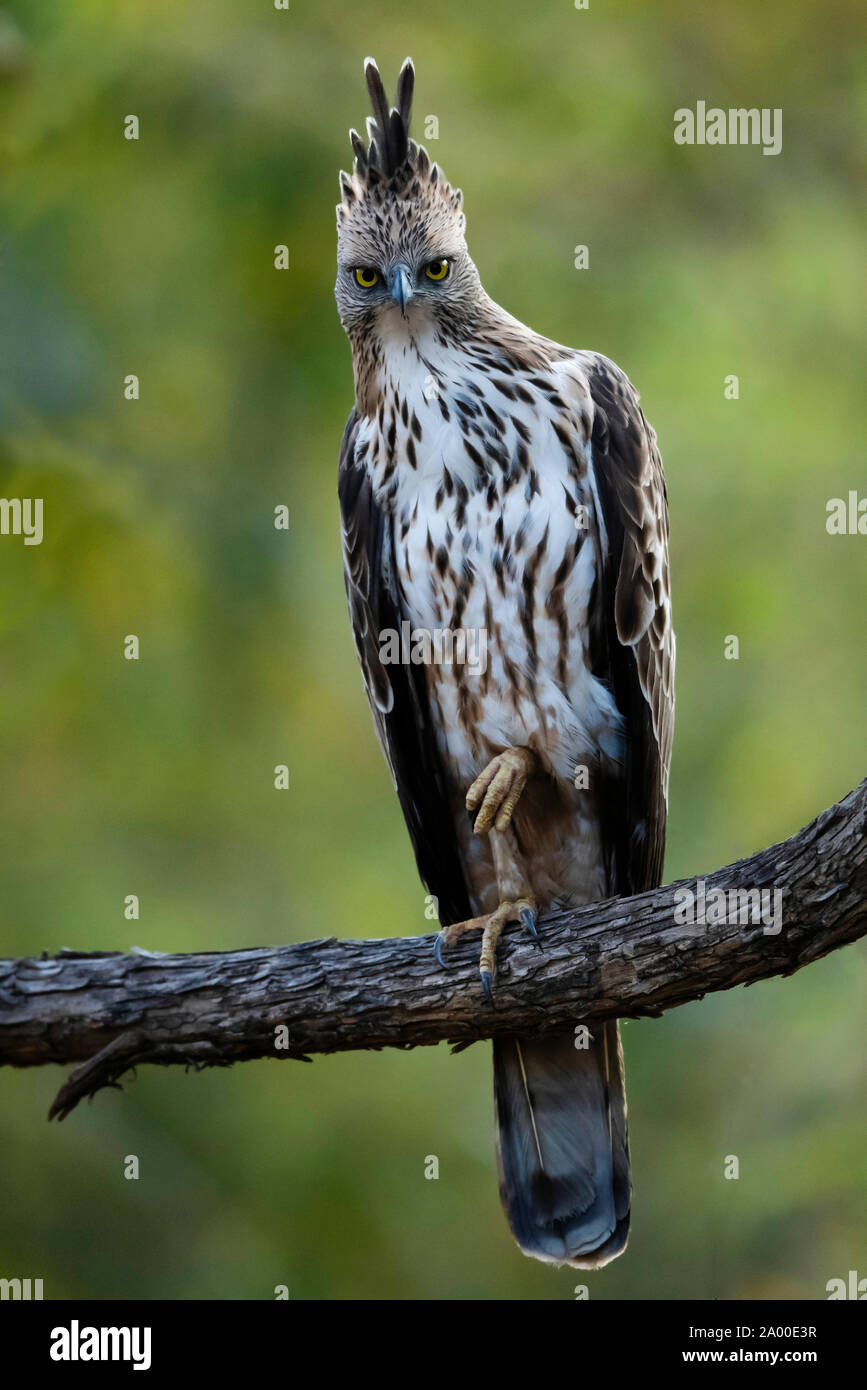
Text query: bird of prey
335 58 674 1268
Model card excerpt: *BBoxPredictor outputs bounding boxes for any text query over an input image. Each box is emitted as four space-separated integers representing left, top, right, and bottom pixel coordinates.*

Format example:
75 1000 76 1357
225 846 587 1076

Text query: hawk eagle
335 58 674 1268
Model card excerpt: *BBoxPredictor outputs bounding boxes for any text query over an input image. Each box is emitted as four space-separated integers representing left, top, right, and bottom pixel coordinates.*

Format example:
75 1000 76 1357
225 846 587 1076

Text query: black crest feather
339 57 463 220
359 57 414 182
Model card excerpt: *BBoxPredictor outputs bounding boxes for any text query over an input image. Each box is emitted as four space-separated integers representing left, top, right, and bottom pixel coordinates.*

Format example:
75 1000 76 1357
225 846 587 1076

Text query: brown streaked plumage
335 58 675 1268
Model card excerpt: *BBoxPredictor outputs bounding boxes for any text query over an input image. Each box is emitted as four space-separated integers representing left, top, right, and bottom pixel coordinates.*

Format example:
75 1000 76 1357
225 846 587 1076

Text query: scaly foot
435 896 538 998
466 747 536 834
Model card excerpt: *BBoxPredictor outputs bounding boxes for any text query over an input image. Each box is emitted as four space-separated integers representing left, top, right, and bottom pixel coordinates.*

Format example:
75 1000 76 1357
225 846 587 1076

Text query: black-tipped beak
391 265 413 317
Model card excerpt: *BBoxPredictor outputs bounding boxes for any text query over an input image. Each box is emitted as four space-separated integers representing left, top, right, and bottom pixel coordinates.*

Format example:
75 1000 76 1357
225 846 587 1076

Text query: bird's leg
435 823 538 1000
465 745 537 835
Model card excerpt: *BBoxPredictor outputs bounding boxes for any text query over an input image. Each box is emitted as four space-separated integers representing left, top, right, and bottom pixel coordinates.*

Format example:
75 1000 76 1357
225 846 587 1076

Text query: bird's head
335 58 481 338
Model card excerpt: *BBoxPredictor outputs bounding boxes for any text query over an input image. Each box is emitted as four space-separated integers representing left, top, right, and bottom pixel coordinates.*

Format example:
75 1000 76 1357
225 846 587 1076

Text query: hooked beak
390 265 414 317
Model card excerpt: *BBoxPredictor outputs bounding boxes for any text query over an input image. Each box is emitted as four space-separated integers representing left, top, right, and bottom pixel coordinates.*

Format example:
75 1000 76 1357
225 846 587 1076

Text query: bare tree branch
0 781 863 1121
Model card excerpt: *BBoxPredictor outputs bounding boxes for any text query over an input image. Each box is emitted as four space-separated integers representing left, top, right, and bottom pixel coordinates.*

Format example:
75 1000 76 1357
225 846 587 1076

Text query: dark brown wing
338 408 472 926
582 353 675 896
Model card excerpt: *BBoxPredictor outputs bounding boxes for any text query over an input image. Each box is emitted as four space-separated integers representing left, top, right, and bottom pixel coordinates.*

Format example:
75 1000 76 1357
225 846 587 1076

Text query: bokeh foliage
0 0 864 1300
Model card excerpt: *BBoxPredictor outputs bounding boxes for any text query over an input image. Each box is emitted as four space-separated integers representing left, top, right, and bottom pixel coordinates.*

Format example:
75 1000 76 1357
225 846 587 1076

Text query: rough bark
0 781 863 1121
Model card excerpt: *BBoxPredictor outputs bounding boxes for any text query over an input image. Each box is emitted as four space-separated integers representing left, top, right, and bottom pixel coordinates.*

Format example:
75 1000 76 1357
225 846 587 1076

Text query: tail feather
493 1021 630 1268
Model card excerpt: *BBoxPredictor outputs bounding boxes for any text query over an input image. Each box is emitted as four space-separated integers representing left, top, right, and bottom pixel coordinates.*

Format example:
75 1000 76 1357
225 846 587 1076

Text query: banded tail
493 1021 630 1267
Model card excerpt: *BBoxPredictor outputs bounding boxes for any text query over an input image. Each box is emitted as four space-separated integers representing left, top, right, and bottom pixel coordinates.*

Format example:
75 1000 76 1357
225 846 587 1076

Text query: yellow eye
425 258 450 281
354 267 380 288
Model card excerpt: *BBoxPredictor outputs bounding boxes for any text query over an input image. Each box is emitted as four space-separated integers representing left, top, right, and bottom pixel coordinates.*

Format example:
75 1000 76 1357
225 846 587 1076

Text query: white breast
358 333 624 788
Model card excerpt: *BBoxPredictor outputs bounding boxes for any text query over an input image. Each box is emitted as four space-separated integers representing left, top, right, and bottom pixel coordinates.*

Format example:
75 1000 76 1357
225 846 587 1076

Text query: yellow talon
434 896 538 997
466 747 535 834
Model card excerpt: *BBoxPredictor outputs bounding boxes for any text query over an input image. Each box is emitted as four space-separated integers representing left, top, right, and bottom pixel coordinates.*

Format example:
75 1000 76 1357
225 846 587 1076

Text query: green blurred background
0 0 864 1300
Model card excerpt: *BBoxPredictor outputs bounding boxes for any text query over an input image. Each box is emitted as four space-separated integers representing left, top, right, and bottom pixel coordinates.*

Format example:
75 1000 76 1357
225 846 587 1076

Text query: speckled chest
353 342 623 783
364 352 597 658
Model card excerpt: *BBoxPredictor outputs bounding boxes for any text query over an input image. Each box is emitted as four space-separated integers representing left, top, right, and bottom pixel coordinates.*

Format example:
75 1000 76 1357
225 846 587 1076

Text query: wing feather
338 409 472 926
580 353 675 895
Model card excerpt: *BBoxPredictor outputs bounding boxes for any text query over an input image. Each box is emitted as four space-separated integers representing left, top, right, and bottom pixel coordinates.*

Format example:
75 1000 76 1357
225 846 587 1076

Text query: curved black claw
434 933 448 969
519 906 542 950
480 968 494 1002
